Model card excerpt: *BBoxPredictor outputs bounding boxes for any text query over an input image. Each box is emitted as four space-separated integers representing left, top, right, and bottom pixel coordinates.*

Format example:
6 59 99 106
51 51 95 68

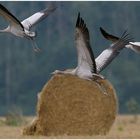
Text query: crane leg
30 39 41 52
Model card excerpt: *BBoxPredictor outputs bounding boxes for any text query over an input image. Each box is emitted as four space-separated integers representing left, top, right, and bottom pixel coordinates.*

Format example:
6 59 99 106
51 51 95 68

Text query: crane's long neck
0 27 10 33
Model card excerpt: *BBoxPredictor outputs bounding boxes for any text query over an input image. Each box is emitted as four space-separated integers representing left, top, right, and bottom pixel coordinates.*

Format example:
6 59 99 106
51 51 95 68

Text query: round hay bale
23 74 118 136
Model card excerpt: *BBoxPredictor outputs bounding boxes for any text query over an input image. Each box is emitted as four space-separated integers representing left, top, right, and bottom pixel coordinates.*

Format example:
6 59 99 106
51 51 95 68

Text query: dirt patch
23 74 118 136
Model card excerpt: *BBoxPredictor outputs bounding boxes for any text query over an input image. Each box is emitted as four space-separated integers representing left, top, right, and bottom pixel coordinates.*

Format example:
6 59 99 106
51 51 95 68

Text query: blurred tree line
0 1 140 115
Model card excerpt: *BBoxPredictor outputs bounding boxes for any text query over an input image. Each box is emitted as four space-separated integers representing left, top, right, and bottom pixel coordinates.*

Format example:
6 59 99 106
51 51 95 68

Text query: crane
52 13 132 79
0 3 56 52
52 13 132 94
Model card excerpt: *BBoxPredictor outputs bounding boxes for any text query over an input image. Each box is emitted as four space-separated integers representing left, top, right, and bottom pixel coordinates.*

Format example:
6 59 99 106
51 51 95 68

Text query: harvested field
0 115 139 138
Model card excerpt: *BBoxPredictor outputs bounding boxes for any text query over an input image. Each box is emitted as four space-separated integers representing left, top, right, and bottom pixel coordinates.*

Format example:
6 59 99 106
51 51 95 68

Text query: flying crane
0 3 56 52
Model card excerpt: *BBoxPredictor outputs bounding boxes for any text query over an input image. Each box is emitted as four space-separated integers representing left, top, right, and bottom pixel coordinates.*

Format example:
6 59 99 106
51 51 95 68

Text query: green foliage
0 119 5 126
0 1 140 115
126 98 140 123
126 98 140 114
5 105 26 126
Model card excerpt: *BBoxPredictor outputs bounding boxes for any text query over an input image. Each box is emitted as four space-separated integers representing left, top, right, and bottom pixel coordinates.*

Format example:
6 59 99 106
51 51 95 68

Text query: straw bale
23 74 118 136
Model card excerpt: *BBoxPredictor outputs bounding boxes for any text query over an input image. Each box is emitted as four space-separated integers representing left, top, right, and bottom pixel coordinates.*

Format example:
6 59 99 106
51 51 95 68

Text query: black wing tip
0 3 24 30
78 12 80 18
100 27 120 42
76 12 87 30
100 27 109 38
76 12 80 27
76 12 83 28
0 3 7 10
100 27 104 32
100 27 107 35
0 3 4 7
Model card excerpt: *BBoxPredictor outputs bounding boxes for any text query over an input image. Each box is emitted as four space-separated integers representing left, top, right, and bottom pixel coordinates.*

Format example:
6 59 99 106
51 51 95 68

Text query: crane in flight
0 3 56 52
52 13 132 94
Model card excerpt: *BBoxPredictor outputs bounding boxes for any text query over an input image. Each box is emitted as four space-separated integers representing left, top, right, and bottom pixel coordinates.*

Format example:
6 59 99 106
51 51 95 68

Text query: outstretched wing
21 4 57 30
75 13 97 74
96 30 133 73
0 4 24 30
100 27 140 53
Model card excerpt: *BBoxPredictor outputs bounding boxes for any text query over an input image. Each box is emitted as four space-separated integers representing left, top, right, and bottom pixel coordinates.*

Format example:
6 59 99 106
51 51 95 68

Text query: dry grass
0 115 140 138
105 115 140 139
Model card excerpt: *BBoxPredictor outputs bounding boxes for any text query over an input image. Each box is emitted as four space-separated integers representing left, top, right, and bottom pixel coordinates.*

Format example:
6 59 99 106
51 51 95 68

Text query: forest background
0 1 140 115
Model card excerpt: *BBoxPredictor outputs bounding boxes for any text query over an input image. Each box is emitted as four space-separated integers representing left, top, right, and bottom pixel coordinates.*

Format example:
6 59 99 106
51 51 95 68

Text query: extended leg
31 39 41 52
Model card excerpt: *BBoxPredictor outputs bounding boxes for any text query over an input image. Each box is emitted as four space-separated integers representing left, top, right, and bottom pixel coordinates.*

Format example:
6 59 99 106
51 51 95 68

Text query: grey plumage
96 29 133 73
100 27 140 54
52 14 133 94
52 13 103 80
75 13 97 76
0 3 56 51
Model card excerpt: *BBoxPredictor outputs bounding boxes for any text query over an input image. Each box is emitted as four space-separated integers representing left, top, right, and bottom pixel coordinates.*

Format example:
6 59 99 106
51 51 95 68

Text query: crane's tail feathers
31 39 41 53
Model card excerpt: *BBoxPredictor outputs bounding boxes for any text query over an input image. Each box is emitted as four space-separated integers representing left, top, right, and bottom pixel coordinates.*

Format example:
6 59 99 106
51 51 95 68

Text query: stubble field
0 115 139 139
